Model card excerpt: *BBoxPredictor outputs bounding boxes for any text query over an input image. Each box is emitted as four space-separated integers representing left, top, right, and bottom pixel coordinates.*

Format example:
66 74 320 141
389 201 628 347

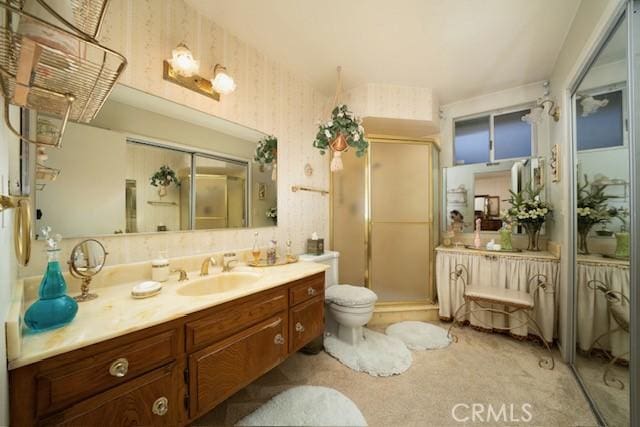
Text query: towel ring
14 198 31 267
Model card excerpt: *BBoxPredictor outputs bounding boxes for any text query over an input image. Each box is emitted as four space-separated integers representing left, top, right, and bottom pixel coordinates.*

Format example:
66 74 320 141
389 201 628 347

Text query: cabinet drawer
189 313 288 418
40 363 179 427
35 329 178 416
186 288 287 351
289 273 325 306
289 296 324 353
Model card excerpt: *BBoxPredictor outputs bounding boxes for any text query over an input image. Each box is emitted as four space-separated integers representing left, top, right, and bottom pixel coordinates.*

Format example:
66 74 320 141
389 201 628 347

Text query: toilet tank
298 250 339 288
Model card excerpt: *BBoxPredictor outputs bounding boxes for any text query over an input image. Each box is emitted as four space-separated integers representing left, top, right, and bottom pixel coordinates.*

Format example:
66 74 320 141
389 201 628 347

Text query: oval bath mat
236 385 367 426
385 321 451 350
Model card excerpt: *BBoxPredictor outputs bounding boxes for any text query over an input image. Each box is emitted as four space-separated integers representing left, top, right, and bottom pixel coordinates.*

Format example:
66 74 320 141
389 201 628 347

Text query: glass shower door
369 141 433 302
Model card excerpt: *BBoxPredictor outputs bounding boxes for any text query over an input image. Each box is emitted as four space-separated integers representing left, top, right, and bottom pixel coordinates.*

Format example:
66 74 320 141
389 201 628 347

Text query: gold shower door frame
330 135 439 305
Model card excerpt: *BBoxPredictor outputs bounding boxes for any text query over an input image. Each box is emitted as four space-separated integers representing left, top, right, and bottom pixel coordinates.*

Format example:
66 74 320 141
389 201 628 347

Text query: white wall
36 123 127 236
0 108 18 425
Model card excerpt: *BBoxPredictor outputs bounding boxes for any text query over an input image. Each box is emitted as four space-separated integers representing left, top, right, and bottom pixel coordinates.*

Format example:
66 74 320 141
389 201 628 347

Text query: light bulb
211 64 236 94
169 43 199 77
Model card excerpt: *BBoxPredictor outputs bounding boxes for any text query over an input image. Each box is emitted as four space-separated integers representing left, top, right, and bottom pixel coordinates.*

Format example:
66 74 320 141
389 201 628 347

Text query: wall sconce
163 43 236 101
521 98 560 124
211 64 236 94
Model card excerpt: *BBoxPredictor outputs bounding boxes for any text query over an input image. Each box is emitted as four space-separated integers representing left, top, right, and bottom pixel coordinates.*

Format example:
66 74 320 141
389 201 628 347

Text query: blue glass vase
24 249 78 332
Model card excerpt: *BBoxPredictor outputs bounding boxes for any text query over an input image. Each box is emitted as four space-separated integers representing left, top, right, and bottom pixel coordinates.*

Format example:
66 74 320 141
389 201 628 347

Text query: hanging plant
254 135 277 166
255 135 278 181
313 104 368 172
150 165 180 197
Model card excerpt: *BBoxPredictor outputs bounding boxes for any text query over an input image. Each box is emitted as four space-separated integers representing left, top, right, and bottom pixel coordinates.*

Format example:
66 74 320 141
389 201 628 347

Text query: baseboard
368 302 439 325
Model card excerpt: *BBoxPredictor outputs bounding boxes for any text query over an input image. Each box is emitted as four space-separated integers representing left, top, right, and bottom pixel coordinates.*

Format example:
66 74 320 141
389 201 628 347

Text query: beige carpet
194 322 597 427
575 353 629 426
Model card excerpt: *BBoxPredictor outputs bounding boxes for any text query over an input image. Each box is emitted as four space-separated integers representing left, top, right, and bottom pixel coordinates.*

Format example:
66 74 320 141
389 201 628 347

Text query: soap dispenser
25 227 78 332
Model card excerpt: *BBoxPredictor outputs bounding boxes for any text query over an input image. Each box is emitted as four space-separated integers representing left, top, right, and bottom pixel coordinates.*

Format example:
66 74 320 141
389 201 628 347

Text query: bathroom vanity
8 266 326 426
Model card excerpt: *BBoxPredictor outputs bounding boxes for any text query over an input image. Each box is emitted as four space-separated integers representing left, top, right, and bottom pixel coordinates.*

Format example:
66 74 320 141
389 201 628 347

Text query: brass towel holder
0 194 32 266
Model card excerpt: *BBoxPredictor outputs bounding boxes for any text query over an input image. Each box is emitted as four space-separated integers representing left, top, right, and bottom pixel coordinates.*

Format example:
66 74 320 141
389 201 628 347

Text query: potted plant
150 165 180 197
255 135 278 181
503 184 552 251
313 104 368 172
576 175 616 255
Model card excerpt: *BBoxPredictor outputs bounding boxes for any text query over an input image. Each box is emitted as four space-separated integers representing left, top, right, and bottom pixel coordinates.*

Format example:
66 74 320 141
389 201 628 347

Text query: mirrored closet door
571 3 638 425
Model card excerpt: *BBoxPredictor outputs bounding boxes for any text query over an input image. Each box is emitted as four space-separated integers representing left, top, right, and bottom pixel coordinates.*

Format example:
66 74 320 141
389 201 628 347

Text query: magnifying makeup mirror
68 239 108 302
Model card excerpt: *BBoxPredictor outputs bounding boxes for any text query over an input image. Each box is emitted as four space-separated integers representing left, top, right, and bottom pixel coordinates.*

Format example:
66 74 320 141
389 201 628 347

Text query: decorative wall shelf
0 0 126 147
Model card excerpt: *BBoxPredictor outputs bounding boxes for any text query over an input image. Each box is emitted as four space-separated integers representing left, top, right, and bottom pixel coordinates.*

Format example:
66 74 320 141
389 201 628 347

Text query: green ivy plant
313 105 368 157
150 165 180 188
254 135 278 166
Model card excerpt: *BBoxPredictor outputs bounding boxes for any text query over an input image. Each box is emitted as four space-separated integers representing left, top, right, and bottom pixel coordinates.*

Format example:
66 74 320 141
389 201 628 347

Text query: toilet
299 251 378 346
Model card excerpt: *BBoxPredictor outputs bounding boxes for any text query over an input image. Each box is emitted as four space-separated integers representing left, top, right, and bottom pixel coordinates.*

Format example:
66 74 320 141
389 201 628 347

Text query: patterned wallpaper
21 0 331 276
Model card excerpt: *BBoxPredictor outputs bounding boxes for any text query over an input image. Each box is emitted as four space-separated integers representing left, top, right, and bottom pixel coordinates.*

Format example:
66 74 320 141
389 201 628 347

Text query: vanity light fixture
163 43 221 101
211 64 237 94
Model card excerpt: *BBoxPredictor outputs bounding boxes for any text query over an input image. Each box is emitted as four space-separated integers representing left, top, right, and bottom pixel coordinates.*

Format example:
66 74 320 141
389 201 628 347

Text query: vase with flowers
313 104 368 172
503 184 552 251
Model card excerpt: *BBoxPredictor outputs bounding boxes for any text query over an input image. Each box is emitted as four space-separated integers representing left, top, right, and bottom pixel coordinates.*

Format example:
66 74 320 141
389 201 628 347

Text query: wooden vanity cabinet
10 272 325 427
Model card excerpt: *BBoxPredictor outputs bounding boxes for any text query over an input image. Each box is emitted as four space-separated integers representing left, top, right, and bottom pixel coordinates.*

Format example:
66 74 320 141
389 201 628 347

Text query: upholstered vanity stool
447 264 555 369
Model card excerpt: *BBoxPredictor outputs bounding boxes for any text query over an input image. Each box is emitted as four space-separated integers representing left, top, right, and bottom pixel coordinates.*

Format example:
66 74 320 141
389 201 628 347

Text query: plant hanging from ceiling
150 165 180 197
313 67 368 172
313 105 368 170
255 135 278 181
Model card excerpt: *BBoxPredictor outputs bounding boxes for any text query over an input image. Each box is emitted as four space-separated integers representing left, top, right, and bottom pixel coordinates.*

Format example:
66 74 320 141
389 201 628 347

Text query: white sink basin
177 272 262 297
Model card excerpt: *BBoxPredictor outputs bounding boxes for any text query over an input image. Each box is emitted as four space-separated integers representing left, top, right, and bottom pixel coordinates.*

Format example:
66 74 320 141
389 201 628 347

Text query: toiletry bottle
474 218 482 248
267 239 277 265
151 251 170 282
25 227 78 332
251 231 261 263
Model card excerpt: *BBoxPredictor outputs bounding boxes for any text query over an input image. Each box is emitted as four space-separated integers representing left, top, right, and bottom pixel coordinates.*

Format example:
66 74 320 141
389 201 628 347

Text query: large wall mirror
30 85 278 238
571 8 632 426
442 157 544 233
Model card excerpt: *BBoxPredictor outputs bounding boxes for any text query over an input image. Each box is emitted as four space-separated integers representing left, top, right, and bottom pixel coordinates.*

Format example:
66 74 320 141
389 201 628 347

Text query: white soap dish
131 281 162 299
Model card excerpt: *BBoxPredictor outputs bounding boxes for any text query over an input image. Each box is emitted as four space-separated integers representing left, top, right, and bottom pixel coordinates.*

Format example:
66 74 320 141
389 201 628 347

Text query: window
453 116 490 165
454 109 532 165
494 110 533 160
576 90 624 151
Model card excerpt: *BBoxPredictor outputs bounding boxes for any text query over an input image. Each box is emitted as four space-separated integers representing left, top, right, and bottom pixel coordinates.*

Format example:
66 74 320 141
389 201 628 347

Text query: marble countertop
435 245 559 261
8 261 328 370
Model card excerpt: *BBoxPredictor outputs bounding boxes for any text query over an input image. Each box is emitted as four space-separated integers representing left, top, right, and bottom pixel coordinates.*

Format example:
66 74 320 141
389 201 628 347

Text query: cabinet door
188 313 288 418
40 364 179 427
289 296 324 353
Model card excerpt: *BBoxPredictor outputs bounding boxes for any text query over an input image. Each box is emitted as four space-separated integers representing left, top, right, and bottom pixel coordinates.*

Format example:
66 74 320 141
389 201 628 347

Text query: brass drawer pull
152 396 169 416
109 358 129 377
307 287 316 296
295 322 305 333
274 333 285 345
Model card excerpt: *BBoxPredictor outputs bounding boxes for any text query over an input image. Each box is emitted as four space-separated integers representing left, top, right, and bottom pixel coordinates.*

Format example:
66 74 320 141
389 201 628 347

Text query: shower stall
331 135 440 308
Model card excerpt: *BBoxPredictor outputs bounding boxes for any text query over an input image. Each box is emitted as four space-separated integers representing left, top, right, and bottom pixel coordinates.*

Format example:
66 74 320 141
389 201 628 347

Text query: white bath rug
324 328 412 377
236 385 367 426
385 321 451 350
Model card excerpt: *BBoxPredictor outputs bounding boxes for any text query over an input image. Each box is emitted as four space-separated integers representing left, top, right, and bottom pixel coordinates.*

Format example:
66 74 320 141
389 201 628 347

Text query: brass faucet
222 253 238 272
200 256 217 276
172 268 189 282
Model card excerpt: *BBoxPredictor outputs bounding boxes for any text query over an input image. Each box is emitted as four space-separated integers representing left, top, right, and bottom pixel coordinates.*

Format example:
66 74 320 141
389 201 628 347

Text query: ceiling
186 0 582 105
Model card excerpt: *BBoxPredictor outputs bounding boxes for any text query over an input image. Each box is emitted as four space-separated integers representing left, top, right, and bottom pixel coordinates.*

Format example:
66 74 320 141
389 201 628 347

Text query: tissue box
306 238 324 255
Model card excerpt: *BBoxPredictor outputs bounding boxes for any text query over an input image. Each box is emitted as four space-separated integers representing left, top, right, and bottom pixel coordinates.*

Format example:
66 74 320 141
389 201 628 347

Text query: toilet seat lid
325 284 378 307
